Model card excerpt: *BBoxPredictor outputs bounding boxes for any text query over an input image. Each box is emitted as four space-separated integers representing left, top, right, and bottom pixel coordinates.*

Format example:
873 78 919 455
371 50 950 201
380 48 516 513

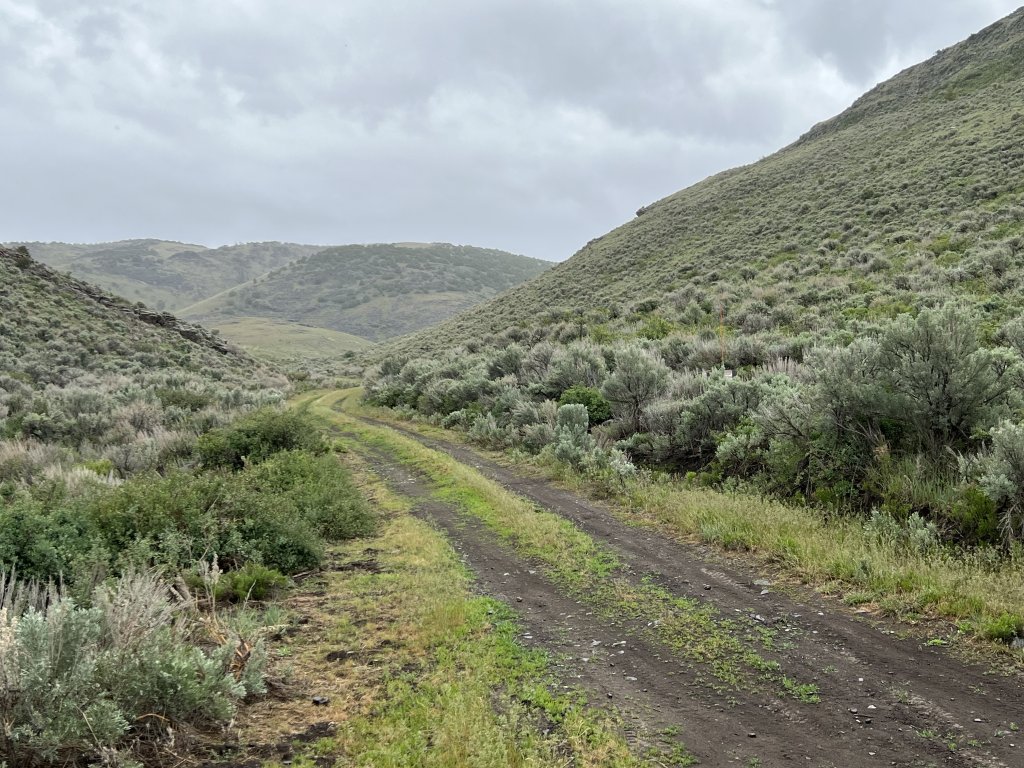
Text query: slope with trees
181 242 553 341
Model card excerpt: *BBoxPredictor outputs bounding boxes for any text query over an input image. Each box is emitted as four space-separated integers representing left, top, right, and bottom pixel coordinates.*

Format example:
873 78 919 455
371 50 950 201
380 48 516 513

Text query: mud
351 415 1024 768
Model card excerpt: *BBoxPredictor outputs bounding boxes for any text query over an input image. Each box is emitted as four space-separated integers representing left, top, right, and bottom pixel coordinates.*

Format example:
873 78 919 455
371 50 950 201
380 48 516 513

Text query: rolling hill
9 239 322 311
383 7 1024 358
0 245 285 450
363 8 1024 548
181 243 552 342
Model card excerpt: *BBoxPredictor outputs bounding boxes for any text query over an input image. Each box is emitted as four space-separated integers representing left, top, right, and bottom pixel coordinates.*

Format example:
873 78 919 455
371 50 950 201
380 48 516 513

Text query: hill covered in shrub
181 242 552 341
385 8 1024 359
10 239 322 311
366 9 1024 549
0 245 286 472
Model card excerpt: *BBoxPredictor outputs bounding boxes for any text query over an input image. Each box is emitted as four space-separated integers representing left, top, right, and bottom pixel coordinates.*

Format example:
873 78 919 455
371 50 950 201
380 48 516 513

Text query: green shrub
240 451 374 542
558 385 612 424
863 509 940 554
550 403 593 467
542 342 608 397
0 491 99 584
0 451 373 585
81 458 115 477
978 420 1024 544
197 408 326 470
12 244 32 268
222 563 290 601
601 343 670 433
877 306 1021 455
186 562 290 602
946 485 1000 544
637 315 674 340
154 386 211 412
980 612 1024 643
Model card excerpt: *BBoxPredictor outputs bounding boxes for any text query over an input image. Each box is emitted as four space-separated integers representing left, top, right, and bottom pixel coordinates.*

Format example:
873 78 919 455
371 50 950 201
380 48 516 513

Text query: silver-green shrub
978 421 1024 543
0 571 266 766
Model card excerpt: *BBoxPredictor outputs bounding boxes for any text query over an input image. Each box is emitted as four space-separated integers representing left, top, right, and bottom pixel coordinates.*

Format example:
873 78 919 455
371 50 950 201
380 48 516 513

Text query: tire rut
345 414 1024 768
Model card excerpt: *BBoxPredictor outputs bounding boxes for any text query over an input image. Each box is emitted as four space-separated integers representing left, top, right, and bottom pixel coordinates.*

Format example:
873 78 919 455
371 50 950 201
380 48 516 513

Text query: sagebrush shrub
0 571 267 767
558 385 612 424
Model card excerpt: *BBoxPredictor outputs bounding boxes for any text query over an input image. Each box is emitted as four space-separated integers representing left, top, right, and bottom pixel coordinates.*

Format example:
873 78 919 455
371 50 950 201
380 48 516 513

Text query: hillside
181 242 552 341
0 245 285 455
364 8 1024 550
384 7 1024 358
10 239 322 311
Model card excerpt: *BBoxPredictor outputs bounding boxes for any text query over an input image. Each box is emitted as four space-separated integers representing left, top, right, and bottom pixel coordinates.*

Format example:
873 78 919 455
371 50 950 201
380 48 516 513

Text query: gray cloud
1 0 1020 261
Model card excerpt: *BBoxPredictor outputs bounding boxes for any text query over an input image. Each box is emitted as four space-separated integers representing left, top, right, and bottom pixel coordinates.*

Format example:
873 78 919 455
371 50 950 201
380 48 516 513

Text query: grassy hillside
385 7 1024 358
0 245 288 459
365 9 1024 553
182 242 552 341
9 239 322 311
209 316 373 364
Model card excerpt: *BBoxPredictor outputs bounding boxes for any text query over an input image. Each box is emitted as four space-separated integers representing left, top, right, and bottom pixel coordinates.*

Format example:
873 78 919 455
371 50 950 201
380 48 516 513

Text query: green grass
210 316 373 362
611 479 1024 643
254 448 660 768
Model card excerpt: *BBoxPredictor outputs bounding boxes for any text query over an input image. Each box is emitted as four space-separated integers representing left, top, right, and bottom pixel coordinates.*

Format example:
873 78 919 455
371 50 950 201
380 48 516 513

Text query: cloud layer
1 0 1019 260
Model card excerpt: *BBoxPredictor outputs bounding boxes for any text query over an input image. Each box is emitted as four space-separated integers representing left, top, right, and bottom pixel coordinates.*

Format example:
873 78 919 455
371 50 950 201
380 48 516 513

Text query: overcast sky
1 1 1020 261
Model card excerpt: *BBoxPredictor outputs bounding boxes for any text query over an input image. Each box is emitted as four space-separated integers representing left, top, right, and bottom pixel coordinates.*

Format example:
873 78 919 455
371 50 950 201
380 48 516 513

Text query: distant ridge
8 239 322 311
181 242 552 341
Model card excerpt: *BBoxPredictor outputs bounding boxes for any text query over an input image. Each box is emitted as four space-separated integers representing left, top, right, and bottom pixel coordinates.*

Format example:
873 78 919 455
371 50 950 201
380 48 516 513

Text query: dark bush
945 485 1001 544
0 450 372 585
559 385 612 424
197 408 326 470
155 387 212 412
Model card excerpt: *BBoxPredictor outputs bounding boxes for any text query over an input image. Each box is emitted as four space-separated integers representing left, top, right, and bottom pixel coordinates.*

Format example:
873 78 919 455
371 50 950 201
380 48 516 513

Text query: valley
4 6 1024 768
179 242 552 342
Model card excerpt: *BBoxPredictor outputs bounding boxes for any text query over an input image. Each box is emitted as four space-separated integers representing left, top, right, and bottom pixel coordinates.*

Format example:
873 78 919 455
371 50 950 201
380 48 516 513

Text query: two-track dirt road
322 397 1024 768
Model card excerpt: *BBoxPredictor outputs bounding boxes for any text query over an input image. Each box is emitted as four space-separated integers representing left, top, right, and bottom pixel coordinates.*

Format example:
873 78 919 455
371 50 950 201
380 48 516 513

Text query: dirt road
339 409 1024 768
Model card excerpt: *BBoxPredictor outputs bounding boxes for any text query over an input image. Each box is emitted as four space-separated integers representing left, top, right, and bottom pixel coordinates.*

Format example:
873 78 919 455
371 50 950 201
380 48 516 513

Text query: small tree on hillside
13 245 32 269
